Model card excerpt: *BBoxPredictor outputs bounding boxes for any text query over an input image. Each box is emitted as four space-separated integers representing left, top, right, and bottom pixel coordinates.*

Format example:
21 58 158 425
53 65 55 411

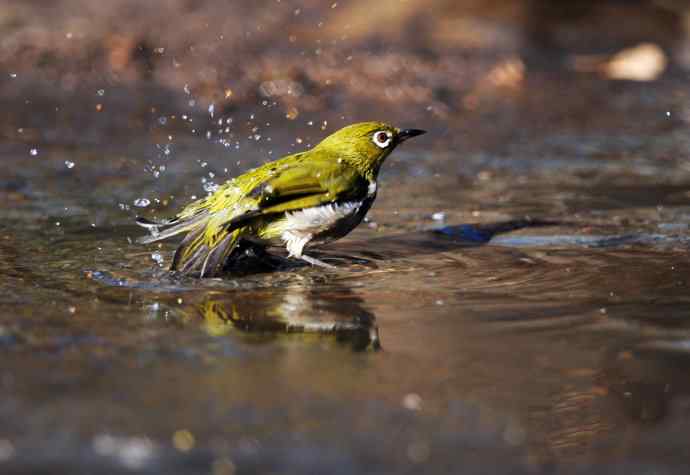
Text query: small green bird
137 121 425 277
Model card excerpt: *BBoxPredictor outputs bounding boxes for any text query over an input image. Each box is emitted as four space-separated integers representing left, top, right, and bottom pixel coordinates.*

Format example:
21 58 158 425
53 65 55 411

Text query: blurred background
3 0 690 143
3 1 690 474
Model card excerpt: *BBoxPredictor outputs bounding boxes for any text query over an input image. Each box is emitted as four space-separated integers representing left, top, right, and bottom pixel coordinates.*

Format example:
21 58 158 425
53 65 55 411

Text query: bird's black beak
397 128 427 142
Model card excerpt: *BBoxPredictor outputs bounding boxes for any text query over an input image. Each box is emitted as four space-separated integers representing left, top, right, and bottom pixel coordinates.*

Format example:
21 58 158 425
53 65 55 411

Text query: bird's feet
299 254 337 269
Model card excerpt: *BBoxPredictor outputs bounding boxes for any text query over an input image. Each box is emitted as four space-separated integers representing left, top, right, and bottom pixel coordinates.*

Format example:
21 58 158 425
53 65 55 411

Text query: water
2 93 690 474
3 6 690 462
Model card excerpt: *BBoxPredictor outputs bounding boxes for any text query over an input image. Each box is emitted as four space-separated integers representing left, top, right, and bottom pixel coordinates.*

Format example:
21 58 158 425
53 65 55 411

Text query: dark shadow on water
218 218 564 273
97 218 561 284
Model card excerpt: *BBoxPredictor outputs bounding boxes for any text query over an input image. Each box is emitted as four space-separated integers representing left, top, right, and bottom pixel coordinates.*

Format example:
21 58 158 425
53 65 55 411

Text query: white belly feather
281 201 363 257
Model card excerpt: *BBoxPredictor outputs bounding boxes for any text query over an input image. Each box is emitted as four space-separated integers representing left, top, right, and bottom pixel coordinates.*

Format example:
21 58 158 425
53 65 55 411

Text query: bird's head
313 121 426 178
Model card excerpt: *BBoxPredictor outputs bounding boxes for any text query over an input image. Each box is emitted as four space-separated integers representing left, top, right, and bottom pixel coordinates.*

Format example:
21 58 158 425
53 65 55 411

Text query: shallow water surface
2 118 690 474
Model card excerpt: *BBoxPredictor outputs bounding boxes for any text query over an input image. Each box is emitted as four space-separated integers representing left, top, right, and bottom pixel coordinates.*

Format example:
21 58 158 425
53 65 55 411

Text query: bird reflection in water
189 283 381 352
158 218 561 352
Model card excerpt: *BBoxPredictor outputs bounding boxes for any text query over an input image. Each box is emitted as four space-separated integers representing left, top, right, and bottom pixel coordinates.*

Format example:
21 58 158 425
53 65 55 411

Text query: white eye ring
372 130 393 149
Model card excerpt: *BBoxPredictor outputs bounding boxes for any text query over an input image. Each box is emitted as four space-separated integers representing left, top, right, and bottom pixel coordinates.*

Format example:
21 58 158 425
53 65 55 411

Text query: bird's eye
372 130 392 149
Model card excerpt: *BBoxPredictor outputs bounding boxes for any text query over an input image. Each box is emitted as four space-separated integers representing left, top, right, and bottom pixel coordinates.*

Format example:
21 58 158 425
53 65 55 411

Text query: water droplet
133 198 151 208
97 89 105 96
285 106 299 120
402 393 422 411
64 160 75 169
9 73 17 79
158 116 167 125
29 148 38 156
432 212 446 221
208 103 215 118
184 84 191 95
151 252 164 266
172 430 195 452
204 181 219 193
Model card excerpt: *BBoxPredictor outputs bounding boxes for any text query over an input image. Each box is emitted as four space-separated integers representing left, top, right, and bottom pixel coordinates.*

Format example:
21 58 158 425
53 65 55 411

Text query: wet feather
135 122 425 277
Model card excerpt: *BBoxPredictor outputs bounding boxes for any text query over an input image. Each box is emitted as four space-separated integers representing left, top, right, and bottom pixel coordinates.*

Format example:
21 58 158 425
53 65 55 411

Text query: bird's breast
257 196 372 246
284 200 365 237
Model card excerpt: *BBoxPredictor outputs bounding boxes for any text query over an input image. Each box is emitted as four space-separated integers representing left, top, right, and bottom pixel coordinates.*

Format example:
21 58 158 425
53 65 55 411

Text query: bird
136 121 426 277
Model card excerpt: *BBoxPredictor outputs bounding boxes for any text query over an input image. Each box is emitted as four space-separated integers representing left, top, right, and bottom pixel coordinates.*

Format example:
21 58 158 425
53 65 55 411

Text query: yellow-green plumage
137 121 425 277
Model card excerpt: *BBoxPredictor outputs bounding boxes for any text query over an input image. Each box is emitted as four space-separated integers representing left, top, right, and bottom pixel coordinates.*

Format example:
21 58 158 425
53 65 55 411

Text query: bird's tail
136 213 242 277
135 213 209 244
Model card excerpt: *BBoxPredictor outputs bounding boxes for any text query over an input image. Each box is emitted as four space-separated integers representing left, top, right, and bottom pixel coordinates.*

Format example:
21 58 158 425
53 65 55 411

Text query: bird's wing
136 155 367 277
222 159 369 230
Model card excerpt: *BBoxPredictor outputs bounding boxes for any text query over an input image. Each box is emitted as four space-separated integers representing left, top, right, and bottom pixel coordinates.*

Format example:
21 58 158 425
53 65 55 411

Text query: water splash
151 252 164 267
